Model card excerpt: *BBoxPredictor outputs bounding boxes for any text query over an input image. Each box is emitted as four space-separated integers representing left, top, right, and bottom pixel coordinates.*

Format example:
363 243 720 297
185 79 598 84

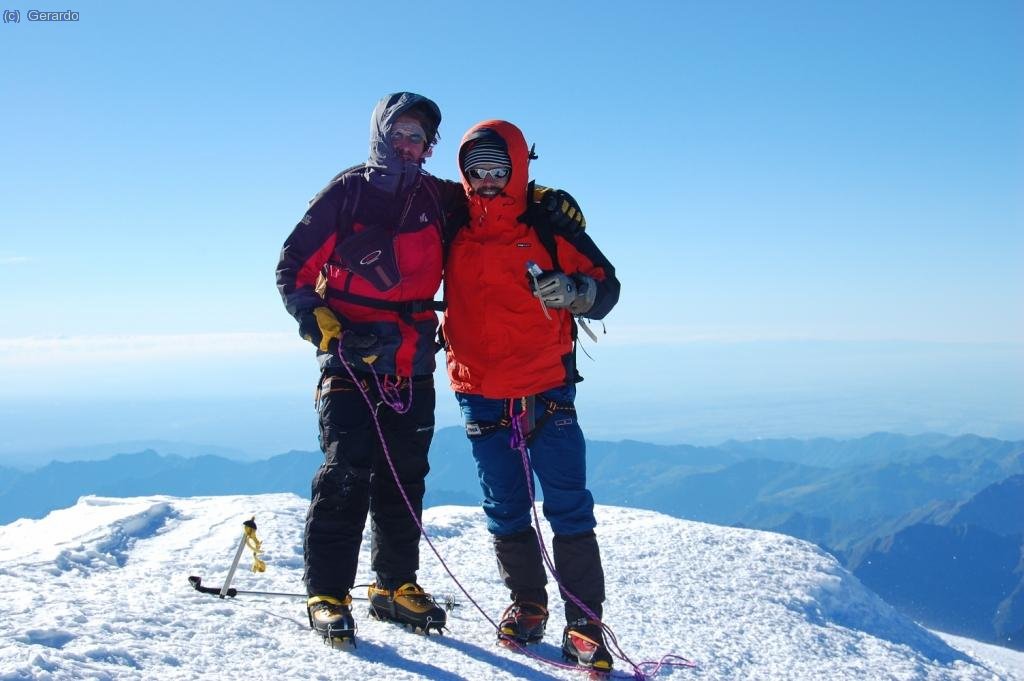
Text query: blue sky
1 1 1022 458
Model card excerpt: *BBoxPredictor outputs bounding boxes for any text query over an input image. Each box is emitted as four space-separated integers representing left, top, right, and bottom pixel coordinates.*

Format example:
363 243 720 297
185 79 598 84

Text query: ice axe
187 576 461 612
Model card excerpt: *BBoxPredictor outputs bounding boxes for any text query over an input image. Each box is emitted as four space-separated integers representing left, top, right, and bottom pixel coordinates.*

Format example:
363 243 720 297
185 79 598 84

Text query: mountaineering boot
497 601 549 645
307 594 356 647
562 619 613 672
367 582 446 634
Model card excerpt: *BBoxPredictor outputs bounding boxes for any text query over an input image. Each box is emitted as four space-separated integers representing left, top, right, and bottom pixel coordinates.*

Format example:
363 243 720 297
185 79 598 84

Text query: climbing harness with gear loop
464 393 577 447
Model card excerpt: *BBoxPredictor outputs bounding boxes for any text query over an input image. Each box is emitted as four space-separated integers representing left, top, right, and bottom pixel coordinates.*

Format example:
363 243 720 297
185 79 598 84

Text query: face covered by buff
390 116 431 164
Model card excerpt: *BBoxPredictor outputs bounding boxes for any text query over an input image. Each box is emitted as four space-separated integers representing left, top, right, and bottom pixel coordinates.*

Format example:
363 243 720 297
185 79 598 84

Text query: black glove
339 331 382 366
521 186 586 235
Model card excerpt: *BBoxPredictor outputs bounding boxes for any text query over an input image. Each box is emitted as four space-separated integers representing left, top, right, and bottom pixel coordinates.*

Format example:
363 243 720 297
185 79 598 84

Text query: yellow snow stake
219 516 266 598
244 519 266 573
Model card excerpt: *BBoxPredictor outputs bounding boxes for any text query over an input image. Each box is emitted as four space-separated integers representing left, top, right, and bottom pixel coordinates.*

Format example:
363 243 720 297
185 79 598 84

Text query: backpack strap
526 180 562 272
419 172 445 234
309 163 365 226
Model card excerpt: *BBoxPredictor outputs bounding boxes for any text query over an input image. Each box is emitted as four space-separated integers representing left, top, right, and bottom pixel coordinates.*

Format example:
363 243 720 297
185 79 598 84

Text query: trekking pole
219 517 264 598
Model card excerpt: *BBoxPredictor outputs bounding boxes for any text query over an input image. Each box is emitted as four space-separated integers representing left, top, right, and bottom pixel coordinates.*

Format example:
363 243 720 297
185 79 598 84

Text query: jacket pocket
336 225 401 292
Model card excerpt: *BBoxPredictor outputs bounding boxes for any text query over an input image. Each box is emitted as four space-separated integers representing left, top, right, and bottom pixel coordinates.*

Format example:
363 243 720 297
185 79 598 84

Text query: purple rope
341 332 413 414
338 355 492 624
509 407 599 622
373 372 413 414
509 402 698 680
338 358 632 673
336 349 695 677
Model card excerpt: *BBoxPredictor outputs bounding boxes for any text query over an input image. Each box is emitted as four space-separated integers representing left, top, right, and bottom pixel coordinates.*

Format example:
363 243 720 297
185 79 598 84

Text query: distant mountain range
0 439 252 468
850 475 1024 649
1 429 1021 648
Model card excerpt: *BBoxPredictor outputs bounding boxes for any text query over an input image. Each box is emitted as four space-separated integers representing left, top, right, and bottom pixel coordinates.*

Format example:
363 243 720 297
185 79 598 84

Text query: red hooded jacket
443 120 619 398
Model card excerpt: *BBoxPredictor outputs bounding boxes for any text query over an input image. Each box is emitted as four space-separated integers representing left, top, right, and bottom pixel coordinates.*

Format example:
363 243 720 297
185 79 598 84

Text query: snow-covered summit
0 494 1020 680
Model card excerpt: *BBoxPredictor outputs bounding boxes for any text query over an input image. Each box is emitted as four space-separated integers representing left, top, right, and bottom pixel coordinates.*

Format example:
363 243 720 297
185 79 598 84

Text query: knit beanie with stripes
460 134 510 172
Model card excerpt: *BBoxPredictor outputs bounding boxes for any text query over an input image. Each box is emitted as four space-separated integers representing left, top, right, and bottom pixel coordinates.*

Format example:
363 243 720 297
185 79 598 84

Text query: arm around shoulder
570 231 619 320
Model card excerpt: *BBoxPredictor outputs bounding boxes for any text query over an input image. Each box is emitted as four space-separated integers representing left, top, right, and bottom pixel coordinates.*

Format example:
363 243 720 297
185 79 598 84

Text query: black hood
364 92 441 194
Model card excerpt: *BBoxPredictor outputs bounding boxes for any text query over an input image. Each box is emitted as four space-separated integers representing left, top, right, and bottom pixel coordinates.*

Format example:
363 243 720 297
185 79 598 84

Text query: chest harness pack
321 166 447 322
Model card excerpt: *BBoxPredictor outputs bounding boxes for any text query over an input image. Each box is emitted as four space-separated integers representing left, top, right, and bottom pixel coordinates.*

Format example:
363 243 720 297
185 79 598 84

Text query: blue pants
456 383 596 538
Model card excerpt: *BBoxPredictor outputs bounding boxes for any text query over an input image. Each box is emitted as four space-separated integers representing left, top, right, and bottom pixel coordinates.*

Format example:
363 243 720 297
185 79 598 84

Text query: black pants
303 371 435 598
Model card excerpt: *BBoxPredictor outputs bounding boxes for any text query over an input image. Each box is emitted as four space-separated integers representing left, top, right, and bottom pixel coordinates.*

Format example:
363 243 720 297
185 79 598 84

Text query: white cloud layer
0 333 305 366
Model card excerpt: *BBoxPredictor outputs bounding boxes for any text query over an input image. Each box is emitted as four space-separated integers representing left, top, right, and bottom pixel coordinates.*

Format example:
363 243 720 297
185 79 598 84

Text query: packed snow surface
1 494 1021 680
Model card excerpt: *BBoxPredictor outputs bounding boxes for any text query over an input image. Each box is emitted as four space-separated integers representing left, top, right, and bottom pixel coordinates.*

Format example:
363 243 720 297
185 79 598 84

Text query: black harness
324 167 447 320
464 394 577 445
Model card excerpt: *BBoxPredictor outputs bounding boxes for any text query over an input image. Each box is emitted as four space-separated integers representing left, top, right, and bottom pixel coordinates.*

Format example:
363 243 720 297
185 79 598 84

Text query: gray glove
569 275 597 315
533 271 577 308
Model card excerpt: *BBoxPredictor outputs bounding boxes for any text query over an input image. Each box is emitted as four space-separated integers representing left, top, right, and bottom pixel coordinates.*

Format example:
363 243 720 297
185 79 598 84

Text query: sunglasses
466 166 511 180
390 130 425 145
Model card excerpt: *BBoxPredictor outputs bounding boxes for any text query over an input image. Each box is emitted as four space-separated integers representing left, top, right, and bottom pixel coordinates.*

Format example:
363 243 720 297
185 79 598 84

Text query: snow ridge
52 500 176 575
0 494 1021 680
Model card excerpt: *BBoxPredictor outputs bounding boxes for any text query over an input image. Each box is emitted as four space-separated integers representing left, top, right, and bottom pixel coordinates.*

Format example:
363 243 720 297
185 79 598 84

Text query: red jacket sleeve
275 187 343 333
